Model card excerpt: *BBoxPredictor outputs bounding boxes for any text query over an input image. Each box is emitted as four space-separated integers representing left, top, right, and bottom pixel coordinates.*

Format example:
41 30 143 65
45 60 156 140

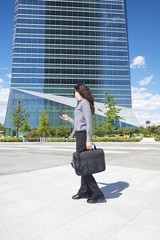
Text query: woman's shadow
98 181 130 199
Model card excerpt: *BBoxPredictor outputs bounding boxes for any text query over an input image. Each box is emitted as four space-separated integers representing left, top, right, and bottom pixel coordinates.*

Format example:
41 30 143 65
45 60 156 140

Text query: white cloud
6 73 11 79
0 67 9 70
0 87 10 124
139 75 153 86
0 78 4 84
130 56 146 69
132 87 160 126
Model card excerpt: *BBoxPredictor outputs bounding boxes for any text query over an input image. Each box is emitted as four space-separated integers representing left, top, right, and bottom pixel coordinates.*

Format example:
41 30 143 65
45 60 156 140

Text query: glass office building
5 0 136 134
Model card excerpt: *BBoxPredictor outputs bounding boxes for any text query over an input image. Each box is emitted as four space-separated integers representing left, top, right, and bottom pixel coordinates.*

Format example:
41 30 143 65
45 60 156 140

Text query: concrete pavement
0 142 160 240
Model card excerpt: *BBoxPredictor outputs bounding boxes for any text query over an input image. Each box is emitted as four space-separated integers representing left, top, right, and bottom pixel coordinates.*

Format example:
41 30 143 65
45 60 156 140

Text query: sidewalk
0 163 160 240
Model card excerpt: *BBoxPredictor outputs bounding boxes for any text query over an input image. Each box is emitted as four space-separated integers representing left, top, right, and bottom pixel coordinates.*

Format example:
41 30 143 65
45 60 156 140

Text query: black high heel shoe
72 193 91 200
87 196 106 203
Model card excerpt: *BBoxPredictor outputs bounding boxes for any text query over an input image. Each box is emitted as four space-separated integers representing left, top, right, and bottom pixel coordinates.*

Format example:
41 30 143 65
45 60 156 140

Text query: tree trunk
16 128 19 138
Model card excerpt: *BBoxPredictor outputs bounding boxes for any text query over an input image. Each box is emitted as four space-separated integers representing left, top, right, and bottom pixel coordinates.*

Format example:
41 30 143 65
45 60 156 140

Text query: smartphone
58 112 63 118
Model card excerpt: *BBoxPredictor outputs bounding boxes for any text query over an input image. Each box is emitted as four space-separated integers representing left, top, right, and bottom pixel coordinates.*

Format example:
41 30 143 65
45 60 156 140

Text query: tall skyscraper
5 0 138 135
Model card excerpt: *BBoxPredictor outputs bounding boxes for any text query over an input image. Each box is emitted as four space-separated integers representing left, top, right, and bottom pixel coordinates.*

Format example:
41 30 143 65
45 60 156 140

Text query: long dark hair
74 84 95 115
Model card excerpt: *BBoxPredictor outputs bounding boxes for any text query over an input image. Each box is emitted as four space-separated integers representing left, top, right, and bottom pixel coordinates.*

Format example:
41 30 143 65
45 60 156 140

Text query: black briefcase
72 145 106 176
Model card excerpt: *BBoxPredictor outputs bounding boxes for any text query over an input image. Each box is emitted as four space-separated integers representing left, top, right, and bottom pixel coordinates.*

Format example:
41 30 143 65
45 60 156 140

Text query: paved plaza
0 141 160 240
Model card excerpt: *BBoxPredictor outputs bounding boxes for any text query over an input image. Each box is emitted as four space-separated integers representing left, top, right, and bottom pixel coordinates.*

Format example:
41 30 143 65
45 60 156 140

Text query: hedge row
93 137 141 142
0 137 23 142
47 137 141 142
47 138 75 142
0 137 142 142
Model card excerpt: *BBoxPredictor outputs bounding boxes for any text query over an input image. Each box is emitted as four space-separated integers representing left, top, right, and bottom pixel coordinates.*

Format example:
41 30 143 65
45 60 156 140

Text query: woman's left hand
86 141 93 150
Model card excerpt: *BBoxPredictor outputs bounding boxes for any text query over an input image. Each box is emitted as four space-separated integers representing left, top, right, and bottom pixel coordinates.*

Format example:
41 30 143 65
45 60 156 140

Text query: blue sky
0 0 160 126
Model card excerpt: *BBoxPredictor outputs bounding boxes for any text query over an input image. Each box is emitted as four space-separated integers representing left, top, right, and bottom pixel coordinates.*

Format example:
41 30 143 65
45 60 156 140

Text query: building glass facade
5 0 133 133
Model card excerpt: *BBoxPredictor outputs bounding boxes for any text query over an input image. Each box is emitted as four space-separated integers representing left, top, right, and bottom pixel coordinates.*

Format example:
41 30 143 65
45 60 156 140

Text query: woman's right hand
61 114 69 120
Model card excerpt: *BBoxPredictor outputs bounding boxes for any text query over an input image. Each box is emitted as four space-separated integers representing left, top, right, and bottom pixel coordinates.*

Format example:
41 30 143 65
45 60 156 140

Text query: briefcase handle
92 143 97 150
86 143 96 151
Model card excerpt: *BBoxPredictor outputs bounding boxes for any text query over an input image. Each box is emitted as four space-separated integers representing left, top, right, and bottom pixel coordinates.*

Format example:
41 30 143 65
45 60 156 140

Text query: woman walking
61 84 105 203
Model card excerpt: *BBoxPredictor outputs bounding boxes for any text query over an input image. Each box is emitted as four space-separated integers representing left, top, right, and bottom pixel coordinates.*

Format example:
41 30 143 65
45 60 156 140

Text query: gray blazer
68 98 92 142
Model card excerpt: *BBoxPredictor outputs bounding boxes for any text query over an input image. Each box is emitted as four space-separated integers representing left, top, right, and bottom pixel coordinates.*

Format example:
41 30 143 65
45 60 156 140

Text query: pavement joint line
1 144 160 150
134 173 160 188
0 147 131 154
1 195 98 223
0 147 28 150
0 163 72 176
33 204 102 240
0 183 73 206
106 194 160 240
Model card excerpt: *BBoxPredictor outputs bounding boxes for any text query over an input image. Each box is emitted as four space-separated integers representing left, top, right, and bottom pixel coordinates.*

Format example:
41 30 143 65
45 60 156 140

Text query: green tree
20 113 31 135
0 123 4 137
11 99 30 137
156 127 160 136
139 126 151 137
99 92 123 135
50 127 57 137
139 126 160 138
37 111 51 137
0 123 4 132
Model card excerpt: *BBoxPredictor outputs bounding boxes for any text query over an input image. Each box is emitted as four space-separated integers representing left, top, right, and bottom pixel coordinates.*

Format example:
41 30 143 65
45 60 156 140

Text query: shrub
93 127 108 137
154 136 160 141
56 126 71 138
50 127 57 137
26 130 40 138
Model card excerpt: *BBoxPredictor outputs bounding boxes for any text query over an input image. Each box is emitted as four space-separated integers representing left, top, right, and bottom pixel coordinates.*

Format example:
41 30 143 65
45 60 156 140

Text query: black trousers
75 131 104 199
